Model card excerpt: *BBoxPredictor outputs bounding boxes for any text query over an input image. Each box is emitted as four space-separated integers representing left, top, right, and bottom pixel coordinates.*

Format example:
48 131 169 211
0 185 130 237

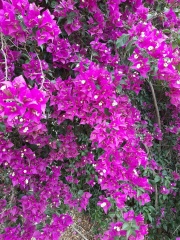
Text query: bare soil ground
61 210 95 240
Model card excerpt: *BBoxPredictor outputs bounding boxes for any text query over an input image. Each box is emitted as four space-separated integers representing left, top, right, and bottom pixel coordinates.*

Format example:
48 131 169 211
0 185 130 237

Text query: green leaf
122 222 130 230
147 13 154 20
104 108 111 117
116 34 129 48
67 12 76 24
78 190 83 196
116 212 123 220
154 175 160 183
81 151 86 156
125 39 136 56
32 26 38 35
176 64 180 72
96 84 101 90
109 212 116 219
162 170 167 176
162 194 167 201
133 224 139 230
148 214 153 222
35 222 44 230
0 122 6 132
51 1 57 8
172 41 178 49
19 21 27 31
116 85 122 94
137 188 143 197
126 228 134 238
149 205 155 211
163 29 171 34
163 224 167 231
94 175 98 182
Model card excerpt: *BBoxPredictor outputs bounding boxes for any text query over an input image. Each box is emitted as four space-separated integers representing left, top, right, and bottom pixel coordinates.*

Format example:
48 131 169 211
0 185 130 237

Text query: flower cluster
0 0 180 239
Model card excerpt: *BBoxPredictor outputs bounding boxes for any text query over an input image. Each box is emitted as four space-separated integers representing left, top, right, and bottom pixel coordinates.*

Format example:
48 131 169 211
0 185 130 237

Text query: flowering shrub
0 0 180 239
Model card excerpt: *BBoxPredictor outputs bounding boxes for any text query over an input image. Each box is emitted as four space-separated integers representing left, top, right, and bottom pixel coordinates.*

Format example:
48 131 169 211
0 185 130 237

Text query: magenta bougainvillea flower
97 196 111 214
0 0 180 239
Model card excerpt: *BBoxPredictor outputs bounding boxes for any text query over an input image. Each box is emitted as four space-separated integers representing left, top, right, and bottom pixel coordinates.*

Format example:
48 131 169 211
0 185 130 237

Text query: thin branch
148 79 162 155
148 80 161 210
9 187 15 205
71 225 88 240
148 80 161 130
74 223 91 235
154 183 158 210
0 187 15 215
141 142 150 155
0 33 8 81
36 52 45 90
0 207 7 215
172 224 180 235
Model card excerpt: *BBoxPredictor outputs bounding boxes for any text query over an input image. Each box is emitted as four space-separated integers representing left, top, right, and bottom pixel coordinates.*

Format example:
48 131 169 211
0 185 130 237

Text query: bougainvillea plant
0 0 180 239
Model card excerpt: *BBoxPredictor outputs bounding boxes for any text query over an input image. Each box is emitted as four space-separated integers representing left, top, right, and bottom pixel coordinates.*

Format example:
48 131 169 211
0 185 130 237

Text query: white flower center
114 226 120 231
100 202 106 208
136 64 141 69
0 85 6 90
81 80 86 84
148 46 153 51
112 100 118 106
134 54 138 59
23 127 28 133
133 169 138 176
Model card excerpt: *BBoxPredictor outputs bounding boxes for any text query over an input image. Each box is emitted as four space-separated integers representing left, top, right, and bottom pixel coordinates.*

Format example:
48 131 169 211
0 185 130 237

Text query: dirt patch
61 210 95 240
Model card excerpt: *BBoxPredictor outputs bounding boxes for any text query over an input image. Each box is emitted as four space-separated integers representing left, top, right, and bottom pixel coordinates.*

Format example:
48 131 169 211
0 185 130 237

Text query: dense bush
0 0 180 239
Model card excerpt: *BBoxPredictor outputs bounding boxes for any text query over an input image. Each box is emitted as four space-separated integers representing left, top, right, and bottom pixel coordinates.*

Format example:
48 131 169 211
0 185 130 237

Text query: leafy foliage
0 0 180 239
